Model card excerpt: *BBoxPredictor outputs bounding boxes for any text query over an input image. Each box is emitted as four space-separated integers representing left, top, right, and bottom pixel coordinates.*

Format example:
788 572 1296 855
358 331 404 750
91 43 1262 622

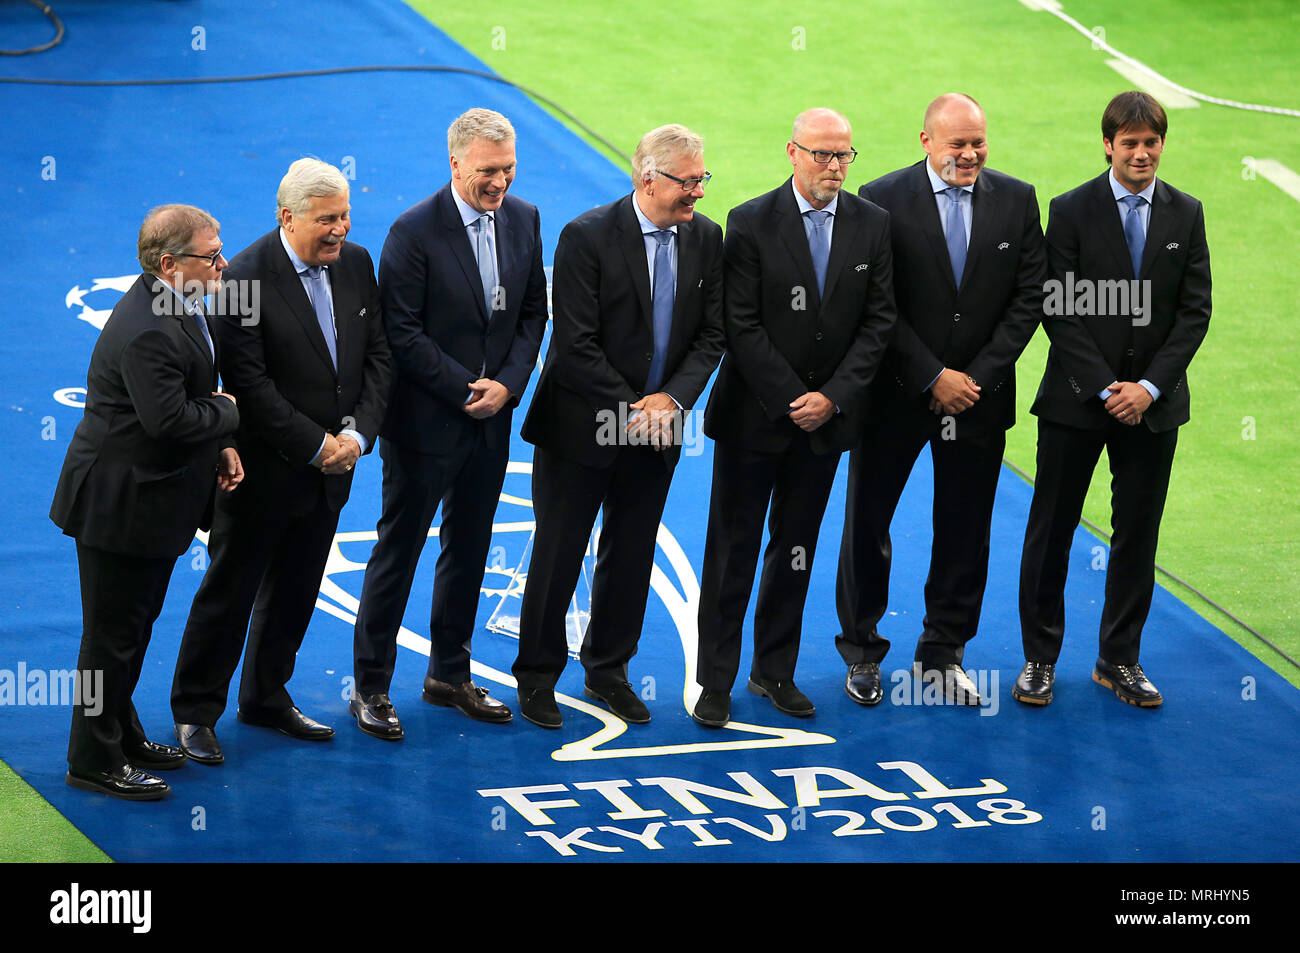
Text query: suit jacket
50 274 240 558
521 193 726 472
860 161 1047 433
214 229 392 513
1031 171 1212 433
378 185 548 454
702 178 897 454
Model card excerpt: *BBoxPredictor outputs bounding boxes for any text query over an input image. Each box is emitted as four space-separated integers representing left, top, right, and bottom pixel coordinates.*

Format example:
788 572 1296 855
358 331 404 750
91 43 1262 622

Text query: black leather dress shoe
423 677 512 723
916 663 982 706
584 681 650 724
1013 661 1055 706
691 690 730 728
747 677 815 717
174 723 224 765
238 706 335 740
1093 658 1162 707
126 739 187 770
66 764 169 801
350 692 403 740
845 662 884 706
519 688 561 729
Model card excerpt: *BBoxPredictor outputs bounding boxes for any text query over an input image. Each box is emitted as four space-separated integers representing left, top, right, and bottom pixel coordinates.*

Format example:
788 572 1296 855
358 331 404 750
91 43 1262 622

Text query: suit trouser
835 409 1006 668
171 478 339 725
513 444 673 691
695 434 840 691
1019 417 1178 666
353 430 507 694
68 543 174 773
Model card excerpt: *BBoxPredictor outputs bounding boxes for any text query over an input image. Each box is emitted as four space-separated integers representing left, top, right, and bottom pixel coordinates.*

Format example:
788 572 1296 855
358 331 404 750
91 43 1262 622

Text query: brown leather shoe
422 677 513 723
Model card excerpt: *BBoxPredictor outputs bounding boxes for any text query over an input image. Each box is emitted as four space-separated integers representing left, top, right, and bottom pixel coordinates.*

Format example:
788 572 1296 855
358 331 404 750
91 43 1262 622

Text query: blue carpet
1 0 1296 862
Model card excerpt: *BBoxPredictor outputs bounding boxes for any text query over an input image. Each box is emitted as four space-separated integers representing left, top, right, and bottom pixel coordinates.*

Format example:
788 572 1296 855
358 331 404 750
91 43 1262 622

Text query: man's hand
788 391 834 432
464 379 511 419
311 433 340 469
929 369 981 415
629 392 680 451
216 447 244 492
1104 381 1152 426
214 391 237 405
320 433 361 474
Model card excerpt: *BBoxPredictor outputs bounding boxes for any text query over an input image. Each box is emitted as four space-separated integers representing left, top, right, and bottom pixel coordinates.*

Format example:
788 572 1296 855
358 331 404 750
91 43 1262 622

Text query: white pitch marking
1016 0 1062 10
1105 59 1200 108
1254 158 1300 202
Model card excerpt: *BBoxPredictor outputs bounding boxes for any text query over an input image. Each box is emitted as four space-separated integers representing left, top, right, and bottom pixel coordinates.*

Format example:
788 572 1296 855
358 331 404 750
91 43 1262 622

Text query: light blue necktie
645 229 674 394
805 209 830 298
304 266 337 369
943 187 967 289
475 214 497 316
1121 194 1146 278
187 300 214 361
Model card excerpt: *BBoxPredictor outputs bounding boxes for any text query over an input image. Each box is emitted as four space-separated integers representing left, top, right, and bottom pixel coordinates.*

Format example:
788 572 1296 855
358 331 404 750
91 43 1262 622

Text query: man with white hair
171 158 392 763
513 124 725 728
349 108 548 738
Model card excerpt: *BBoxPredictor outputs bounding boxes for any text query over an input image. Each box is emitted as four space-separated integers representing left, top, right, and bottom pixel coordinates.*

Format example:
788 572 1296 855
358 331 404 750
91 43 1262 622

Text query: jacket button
807 373 815 382
336 385 342 395
953 313 961 322
1126 348 1135 356
815 331 824 341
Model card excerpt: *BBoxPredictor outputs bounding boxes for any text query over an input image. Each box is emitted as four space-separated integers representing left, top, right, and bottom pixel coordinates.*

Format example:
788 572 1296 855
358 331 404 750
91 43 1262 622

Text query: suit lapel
492 200 514 324
269 234 337 376
619 195 654 335
671 217 699 347
151 275 216 380
439 188 489 324
1140 179 1174 278
821 195 855 310
909 163 958 295
1092 173 1135 277
776 182 822 311
962 172 997 285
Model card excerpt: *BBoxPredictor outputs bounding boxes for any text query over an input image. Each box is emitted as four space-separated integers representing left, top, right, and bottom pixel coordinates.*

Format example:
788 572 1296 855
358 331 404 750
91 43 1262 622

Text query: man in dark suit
349 109 547 739
1016 91 1211 707
834 93 1047 709
52 205 242 799
513 124 725 728
693 108 897 728
171 159 392 762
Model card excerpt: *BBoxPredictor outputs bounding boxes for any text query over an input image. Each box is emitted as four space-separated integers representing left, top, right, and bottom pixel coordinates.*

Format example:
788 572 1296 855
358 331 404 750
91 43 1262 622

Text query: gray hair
138 204 220 273
633 124 704 185
447 108 516 160
275 157 349 222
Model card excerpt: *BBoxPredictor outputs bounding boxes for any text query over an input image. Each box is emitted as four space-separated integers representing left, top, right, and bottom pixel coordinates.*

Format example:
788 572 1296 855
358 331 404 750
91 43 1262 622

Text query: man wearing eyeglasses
51 205 242 799
833 93 1046 709
692 108 897 727
170 159 392 763
513 124 725 729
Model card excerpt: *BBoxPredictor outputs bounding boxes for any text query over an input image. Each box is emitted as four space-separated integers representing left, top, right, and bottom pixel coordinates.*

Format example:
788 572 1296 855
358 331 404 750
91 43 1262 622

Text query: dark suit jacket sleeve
346 246 392 447
965 186 1047 391
818 208 898 413
1041 195 1121 399
216 274 329 464
1143 200 1212 395
379 218 477 407
662 220 725 409
496 207 549 403
549 219 641 408
121 327 240 442
722 206 806 421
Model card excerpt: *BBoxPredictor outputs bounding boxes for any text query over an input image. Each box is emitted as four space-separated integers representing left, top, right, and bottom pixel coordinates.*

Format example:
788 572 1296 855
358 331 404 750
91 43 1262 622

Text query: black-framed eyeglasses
176 246 224 267
792 141 858 165
654 169 712 191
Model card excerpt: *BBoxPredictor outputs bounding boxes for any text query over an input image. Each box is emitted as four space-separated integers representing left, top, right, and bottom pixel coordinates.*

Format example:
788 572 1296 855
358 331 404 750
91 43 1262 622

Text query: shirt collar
451 185 492 229
279 227 320 276
926 160 974 195
792 178 838 217
632 192 677 237
1109 169 1156 205
152 275 205 316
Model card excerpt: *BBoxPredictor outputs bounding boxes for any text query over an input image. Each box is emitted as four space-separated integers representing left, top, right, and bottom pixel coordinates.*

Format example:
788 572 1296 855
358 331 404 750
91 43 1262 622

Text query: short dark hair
1101 91 1168 164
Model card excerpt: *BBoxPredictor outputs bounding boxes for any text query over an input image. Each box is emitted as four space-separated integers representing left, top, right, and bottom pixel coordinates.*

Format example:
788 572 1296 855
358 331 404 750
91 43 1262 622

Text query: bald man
693 108 897 727
834 93 1046 708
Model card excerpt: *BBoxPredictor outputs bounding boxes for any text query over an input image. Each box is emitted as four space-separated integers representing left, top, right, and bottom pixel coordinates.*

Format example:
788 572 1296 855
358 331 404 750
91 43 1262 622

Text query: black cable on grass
0 0 64 55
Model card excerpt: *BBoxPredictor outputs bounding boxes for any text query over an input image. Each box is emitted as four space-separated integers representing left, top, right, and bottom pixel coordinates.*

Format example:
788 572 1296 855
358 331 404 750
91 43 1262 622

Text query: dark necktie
944 187 967 289
1121 194 1147 278
645 229 674 394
